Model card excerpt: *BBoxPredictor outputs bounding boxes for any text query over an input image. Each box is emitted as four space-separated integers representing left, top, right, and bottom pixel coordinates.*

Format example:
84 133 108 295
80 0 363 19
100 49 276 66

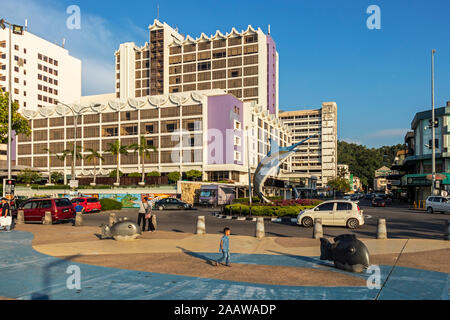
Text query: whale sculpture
253 135 317 204
101 220 142 241
320 234 370 273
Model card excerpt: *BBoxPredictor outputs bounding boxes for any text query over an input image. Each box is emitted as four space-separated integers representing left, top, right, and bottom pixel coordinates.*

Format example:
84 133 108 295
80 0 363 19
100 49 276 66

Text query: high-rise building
115 19 278 115
278 102 338 190
0 27 81 110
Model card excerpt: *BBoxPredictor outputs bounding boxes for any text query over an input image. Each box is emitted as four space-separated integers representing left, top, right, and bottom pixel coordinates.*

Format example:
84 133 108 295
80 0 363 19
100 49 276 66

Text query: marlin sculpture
253 134 317 204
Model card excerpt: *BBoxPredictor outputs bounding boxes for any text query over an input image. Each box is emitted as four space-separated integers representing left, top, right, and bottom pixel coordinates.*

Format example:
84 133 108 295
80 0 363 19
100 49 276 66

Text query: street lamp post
246 126 253 207
431 49 436 196
55 100 90 190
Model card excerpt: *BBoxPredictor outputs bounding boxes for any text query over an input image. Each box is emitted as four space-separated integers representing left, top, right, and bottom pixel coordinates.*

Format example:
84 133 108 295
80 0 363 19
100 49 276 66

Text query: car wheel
427 207 433 214
347 218 359 229
301 217 313 228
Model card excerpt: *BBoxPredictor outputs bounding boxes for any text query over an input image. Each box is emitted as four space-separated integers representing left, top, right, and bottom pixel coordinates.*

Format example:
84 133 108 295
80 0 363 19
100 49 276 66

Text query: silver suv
425 196 450 214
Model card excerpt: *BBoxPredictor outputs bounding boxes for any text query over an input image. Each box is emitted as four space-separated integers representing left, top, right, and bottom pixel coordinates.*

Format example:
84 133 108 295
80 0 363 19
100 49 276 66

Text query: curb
211 212 298 224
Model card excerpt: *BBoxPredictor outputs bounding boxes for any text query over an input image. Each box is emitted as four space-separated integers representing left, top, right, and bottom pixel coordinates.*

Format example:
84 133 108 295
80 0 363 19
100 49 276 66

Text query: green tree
337 141 406 189
0 90 31 143
186 169 202 181
130 135 157 185
105 140 129 185
62 146 83 180
109 169 123 178
167 171 181 184
51 172 63 184
147 171 160 177
85 149 104 185
327 177 351 194
17 169 41 185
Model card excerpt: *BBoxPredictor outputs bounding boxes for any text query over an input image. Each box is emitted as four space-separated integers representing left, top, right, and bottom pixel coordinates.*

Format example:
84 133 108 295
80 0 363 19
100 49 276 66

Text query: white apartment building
16 90 292 184
0 27 81 110
279 102 338 190
115 19 279 116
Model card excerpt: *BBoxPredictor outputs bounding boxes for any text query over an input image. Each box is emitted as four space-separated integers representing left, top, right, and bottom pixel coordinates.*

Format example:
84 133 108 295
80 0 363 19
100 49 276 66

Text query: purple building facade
266 35 277 115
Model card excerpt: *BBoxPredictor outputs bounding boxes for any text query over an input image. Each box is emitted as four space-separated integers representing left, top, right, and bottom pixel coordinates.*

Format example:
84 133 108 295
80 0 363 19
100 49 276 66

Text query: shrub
232 196 284 204
128 172 141 177
225 204 314 217
109 169 123 178
100 198 123 211
168 171 181 183
147 171 161 177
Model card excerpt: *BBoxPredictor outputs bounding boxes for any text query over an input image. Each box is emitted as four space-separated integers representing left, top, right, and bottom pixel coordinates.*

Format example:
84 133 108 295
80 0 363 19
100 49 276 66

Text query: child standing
215 227 231 267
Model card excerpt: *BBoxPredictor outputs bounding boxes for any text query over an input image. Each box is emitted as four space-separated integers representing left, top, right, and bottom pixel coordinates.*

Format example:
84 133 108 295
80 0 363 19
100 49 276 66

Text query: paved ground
0 223 448 300
77 200 450 239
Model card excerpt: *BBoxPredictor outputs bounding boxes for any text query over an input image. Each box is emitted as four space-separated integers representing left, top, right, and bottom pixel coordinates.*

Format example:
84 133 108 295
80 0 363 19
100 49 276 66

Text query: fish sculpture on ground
320 234 370 273
101 219 142 241
253 135 317 204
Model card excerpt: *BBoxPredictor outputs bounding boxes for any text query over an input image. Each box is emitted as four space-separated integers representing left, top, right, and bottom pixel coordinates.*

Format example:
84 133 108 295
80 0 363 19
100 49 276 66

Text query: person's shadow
176 246 216 266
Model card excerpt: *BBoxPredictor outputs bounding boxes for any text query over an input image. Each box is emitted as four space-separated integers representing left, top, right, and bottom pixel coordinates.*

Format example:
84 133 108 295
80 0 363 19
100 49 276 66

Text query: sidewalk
0 224 448 300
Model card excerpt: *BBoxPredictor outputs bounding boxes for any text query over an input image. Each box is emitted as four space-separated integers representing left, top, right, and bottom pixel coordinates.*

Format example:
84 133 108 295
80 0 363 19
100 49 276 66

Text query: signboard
2 179 15 200
69 180 79 189
426 174 446 181
12 25 24 35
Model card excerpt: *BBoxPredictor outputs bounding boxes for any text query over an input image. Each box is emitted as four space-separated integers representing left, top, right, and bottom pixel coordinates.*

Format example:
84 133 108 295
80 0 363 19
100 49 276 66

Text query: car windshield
55 198 72 207
87 198 99 203
200 191 211 197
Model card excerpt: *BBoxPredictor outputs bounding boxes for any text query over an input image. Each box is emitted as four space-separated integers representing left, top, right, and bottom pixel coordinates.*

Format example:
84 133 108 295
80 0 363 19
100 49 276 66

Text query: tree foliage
337 141 407 188
167 171 181 183
0 90 31 143
17 169 42 184
186 169 202 181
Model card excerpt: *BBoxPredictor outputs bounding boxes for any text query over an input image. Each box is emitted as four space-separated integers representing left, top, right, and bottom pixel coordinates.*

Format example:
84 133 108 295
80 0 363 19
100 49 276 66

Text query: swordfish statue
253 134 318 204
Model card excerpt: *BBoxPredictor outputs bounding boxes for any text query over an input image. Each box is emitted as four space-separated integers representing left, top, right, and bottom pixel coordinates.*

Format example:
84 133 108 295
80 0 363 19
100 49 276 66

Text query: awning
402 172 450 186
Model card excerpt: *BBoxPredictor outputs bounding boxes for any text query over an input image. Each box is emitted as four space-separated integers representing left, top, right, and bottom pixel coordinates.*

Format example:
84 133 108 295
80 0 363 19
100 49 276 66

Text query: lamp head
0 19 6 30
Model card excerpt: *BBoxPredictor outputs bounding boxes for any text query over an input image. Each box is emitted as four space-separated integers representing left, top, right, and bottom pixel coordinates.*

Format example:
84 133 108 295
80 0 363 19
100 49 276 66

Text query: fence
78 176 169 186
413 200 426 210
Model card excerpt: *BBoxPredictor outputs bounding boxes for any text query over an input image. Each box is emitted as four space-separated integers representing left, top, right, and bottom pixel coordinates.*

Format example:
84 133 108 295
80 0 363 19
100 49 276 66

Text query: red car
71 197 102 213
372 197 386 207
17 198 75 223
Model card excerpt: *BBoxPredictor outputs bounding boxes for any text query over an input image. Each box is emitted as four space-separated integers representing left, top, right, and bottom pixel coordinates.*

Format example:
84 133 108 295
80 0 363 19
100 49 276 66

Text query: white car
425 196 450 214
297 200 364 229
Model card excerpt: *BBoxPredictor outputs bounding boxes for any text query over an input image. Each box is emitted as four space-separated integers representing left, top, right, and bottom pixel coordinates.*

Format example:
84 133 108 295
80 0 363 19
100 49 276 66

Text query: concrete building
399 101 450 201
115 19 278 115
15 90 292 184
278 102 338 190
0 27 81 110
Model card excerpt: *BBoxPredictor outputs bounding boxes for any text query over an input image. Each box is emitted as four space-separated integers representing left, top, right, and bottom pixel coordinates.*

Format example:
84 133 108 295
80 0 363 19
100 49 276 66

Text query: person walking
215 227 231 267
1 198 9 218
146 199 156 232
136 197 149 232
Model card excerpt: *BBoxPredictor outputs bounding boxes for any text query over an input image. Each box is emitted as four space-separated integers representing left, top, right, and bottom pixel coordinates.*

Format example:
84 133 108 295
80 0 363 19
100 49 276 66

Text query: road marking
364 215 372 219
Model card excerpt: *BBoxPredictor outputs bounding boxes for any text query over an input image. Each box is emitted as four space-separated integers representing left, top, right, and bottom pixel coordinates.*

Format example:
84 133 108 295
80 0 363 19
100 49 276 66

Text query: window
166 123 176 133
55 199 72 207
317 203 334 211
145 124 154 134
234 136 241 146
39 200 52 209
234 120 241 130
234 151 241 161
197 62 211 71
337 203 352 211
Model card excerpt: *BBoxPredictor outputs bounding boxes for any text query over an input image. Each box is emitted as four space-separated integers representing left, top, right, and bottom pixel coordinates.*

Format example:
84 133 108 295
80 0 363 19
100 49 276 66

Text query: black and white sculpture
320 234 370 273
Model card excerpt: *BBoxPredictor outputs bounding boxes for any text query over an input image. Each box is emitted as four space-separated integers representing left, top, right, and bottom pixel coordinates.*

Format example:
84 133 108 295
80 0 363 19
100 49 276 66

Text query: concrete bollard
16 210 25 225
109 213 117 227
313 218 323 239
75 212 83 226
43 211 52 225
377 219 387 239
444 220 450 241
255 217 265 239
196 216 206 235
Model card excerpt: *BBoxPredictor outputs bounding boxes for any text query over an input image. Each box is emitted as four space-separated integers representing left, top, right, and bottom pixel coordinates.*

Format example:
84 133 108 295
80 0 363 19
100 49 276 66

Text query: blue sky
3 0 450 148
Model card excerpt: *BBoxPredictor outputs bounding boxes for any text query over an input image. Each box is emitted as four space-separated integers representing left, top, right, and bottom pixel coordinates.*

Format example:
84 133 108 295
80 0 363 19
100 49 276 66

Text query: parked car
425 196 450 214
16 198 75 223
154 198 192 210
70 197 102 213
365 193 375 200
296 200 364 229
372 197 386 207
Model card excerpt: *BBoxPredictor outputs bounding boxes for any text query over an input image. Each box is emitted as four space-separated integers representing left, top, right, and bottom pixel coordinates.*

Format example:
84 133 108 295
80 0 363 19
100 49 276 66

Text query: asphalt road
78 199 450 240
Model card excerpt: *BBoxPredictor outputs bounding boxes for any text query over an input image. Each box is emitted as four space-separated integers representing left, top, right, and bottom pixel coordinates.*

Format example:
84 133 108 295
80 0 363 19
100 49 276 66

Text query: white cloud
2 0 142 96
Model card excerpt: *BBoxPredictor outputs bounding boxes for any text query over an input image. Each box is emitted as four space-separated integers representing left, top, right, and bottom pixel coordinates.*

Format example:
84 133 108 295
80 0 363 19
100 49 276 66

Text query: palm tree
130 135 157 185
55 150 70 185
43 148 54 185
84 149 104 186
62 146 83 180
105 140 129 185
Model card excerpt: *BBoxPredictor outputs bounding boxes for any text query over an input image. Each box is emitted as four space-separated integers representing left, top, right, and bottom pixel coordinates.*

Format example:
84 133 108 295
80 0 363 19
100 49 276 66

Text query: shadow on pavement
176 246 216 266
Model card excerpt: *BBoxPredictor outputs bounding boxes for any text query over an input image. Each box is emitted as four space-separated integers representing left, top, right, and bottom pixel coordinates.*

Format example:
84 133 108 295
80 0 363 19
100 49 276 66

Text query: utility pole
431 49 436 196
246 126 252 206
7 23 12 180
